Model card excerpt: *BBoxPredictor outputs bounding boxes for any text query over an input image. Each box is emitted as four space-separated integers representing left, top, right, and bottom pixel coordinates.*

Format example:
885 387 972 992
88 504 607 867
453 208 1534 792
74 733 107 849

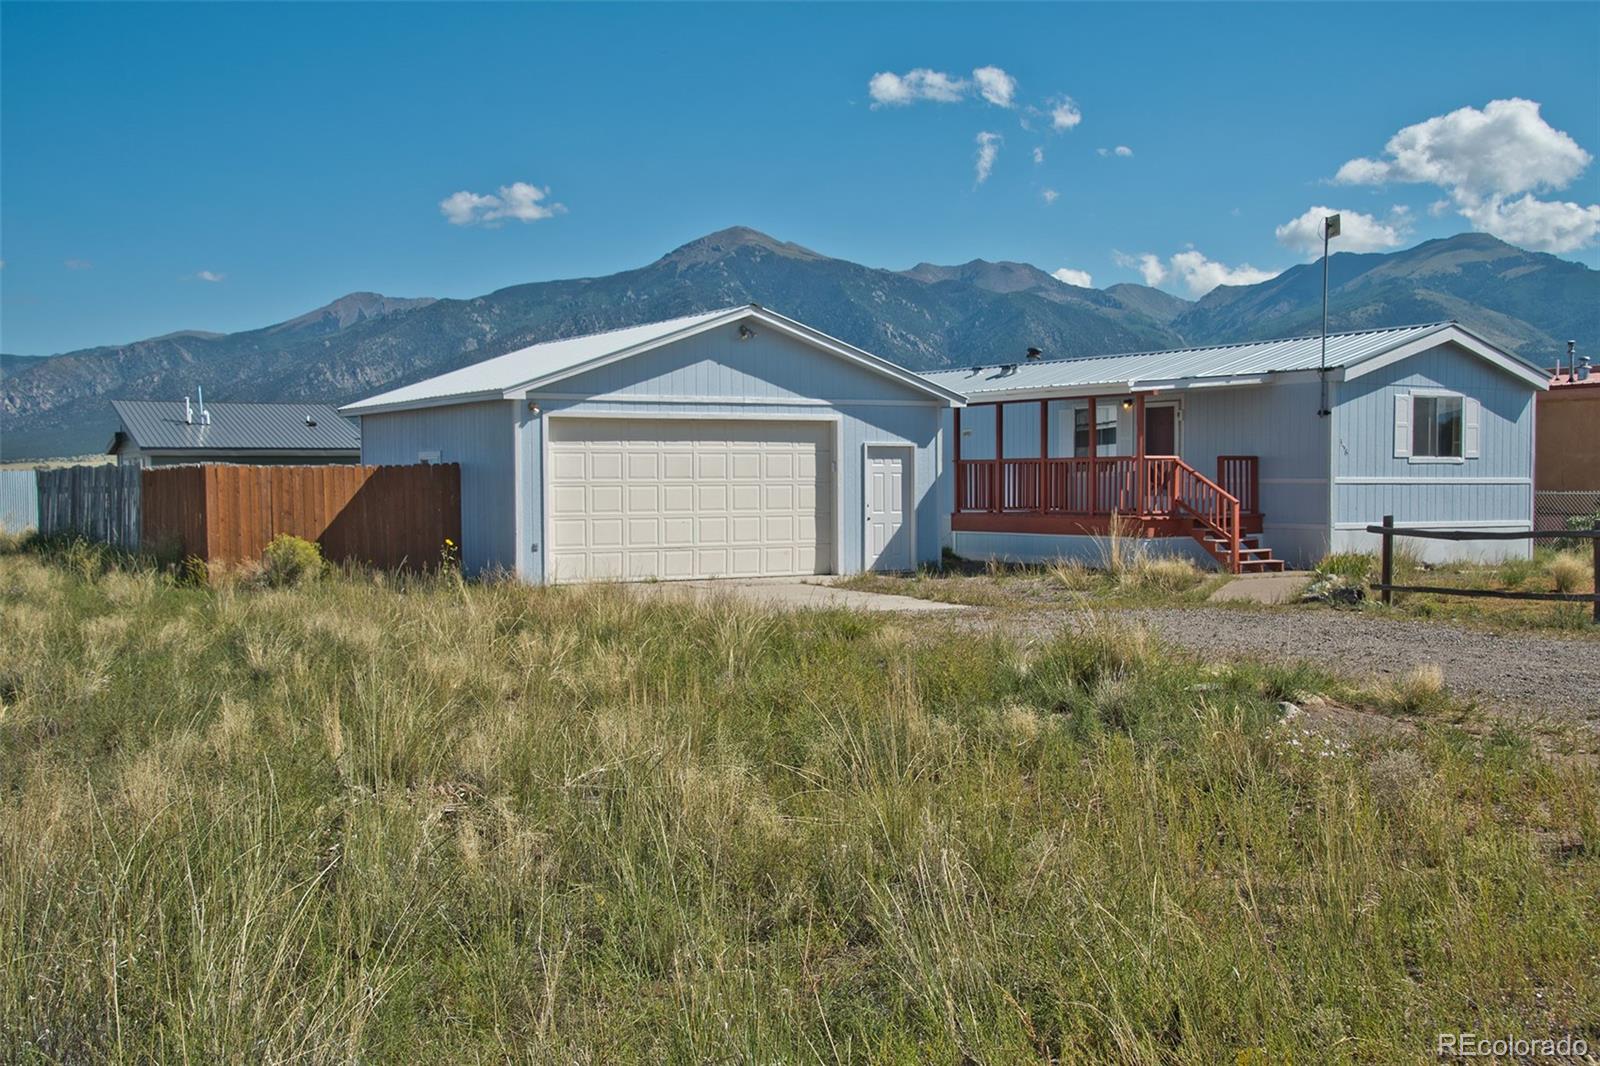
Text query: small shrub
1546 551 1591 594
1389 663 1450 716
1124 555 1204 593
1316 552 1374 583
1048 559 1097 591
259 534 325 587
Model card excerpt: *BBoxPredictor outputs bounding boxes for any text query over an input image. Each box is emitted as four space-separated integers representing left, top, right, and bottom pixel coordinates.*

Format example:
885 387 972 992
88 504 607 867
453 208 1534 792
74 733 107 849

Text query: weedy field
1 538 1596 1063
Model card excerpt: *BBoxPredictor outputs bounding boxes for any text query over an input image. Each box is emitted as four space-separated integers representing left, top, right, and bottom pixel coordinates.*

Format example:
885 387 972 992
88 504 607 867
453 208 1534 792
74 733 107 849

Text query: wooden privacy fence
143 463 461 570
36 464 143 550
1370 514 1600 623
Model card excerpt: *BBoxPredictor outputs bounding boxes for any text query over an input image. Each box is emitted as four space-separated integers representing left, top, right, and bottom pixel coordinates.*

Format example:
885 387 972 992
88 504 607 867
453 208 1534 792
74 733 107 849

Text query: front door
865 446 911 571
1144 404 1178 456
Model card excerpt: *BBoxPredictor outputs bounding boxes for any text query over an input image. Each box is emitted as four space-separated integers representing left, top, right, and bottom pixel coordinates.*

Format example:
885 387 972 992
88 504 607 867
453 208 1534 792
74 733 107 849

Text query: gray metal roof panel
924 322 1456 396
111 400 361 453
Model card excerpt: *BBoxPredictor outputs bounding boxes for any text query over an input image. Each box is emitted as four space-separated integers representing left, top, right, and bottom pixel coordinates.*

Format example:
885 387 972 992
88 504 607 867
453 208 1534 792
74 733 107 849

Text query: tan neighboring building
1536 366 1599 492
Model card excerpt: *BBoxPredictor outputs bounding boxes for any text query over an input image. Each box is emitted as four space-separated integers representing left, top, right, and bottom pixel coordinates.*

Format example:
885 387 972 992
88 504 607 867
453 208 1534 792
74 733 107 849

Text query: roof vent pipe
1580 353 1592 381
184 396 193 424
198 385 211 426
1026 347 1043 360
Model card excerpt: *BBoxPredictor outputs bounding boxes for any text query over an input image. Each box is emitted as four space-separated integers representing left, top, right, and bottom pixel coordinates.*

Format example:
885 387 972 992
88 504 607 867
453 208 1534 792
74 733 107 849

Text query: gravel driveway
988 606 1600 726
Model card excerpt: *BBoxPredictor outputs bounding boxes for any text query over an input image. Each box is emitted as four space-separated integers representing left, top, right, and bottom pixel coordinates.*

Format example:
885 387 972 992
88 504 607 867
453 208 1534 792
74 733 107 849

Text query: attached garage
343 305 961 583
547 417 835 582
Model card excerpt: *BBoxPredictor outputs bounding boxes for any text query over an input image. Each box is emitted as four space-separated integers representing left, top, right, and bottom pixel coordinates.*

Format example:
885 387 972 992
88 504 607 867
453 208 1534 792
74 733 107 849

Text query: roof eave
1343 324 1550 390
340 389 509 416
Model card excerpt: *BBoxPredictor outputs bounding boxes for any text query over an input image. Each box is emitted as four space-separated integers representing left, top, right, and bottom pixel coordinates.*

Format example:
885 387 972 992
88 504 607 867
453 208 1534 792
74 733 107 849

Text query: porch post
953 406 963 512
1087 395 1098 515
993 402 1003 514
1038 399 1047 513
1135 393 1147 517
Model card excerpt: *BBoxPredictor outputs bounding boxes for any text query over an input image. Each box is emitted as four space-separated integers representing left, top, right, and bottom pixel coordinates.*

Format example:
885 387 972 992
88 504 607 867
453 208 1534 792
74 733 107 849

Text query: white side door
864 445 911 572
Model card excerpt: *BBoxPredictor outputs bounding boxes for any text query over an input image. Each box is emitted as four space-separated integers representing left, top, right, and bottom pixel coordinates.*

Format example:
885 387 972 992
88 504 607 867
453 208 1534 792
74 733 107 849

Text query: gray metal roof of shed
924 322 1546 399
109 400 361 454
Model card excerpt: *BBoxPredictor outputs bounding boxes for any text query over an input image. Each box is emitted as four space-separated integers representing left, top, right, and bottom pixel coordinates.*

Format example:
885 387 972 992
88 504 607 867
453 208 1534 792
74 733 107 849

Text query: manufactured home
927 323 1549 569
342 306 964 581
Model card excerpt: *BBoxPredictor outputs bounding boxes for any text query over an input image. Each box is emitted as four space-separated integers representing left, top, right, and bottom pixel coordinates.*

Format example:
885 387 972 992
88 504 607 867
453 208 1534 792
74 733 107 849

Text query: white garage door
547 418 835 582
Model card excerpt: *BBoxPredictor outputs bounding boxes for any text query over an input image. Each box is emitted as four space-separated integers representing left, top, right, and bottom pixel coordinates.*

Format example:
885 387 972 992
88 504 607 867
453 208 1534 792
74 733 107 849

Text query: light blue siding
358 400 517 575
950 531 1213 568
1181 377 1331 567
519 323 946 582
1330 342 1536 561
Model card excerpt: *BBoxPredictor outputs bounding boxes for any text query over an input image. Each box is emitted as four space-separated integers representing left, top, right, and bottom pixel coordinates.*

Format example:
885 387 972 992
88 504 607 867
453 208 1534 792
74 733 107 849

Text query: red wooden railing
954 454 1258 572
1217 455 1259 515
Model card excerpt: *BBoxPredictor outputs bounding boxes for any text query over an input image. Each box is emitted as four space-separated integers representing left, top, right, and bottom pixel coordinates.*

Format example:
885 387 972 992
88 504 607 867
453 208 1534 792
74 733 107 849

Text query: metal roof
341 304 966 415
109 400 361 454
924 322 1543 399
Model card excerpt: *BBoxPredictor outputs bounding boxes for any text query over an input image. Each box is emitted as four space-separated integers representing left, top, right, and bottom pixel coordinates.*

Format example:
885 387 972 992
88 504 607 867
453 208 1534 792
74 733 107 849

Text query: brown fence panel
141 463 460 571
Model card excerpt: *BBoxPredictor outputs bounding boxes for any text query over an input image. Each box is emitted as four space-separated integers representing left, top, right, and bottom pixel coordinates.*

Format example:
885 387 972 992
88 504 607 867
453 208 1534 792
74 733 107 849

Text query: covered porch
952 391 1275 572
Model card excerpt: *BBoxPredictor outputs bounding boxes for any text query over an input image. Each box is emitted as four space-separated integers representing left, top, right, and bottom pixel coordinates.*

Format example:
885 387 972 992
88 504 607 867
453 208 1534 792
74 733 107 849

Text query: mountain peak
269 291 437 335
659 227 827 266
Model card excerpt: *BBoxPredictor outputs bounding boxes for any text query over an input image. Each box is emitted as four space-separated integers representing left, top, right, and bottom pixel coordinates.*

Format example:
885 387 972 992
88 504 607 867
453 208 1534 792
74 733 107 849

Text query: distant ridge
2 227 1595 459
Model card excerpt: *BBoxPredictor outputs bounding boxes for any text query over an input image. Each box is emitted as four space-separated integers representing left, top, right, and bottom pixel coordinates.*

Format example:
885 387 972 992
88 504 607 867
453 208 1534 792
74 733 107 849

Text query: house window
1412 395 1463 458
1073 406 1119 457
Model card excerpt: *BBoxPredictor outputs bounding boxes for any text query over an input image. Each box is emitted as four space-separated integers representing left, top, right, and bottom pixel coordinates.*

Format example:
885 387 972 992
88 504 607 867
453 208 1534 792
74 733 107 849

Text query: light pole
1317 212 1341 417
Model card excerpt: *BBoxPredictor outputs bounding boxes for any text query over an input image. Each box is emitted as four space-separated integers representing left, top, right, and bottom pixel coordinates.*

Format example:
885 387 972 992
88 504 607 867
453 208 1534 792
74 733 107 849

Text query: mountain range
2 227 1595 459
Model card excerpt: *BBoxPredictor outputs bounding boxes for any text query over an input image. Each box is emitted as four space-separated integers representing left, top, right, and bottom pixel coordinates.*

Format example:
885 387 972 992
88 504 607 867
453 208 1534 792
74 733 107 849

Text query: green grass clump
260 533 326 587
1316 551 1375 583
1 544 1596 1062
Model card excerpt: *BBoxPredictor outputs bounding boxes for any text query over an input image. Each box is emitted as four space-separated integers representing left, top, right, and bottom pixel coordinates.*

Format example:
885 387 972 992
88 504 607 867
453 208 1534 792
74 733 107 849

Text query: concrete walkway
630 576 967 613
1207 571 1313 605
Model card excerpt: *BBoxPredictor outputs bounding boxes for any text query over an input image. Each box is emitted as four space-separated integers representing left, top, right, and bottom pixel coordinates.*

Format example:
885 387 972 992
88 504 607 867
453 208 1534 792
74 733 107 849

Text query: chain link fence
1535 490 1600 535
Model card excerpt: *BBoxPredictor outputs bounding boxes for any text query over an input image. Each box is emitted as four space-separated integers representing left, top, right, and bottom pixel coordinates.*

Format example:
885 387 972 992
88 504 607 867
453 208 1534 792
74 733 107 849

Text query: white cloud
1113 250 1168 286
1032 147 1044 165
1052 267 1093 287
971 66 1017 108
1457 194 1600 254
64 258 92 271
975 131 1001 184
1041 188 1059 204
1049 98 1082 131
1274 205 1406 255
1333 98 1599 252
1428 199 1452 217
1168 250 1277 296
1096 145 1134 158
194 270 225 283
867 68 968 107
441 182 565 226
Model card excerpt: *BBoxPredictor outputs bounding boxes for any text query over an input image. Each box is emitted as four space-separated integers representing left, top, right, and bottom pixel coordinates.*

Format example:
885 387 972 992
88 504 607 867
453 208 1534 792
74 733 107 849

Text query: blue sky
2 2 1597 355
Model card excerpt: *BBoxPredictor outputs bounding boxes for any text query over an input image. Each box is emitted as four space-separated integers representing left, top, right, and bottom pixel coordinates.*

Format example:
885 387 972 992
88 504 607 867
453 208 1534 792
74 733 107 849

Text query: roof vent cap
1026 347 1043 360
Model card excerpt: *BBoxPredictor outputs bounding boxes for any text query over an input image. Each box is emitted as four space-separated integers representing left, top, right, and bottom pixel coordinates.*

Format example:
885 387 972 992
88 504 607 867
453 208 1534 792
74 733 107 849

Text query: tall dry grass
1 541 1595 1061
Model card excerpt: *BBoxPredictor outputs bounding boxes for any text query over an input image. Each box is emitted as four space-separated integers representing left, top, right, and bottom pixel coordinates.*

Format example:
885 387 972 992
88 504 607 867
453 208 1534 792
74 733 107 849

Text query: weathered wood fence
37 465 143 550
143 463 461 570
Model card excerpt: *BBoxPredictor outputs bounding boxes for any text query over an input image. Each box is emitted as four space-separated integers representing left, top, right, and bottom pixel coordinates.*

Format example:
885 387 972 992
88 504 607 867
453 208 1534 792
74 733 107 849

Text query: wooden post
1038 399 1048 513
985 403 998 512
1087 396 1098 515
1592 519 1599 624
953 406 963 512
1134 393 1147 517
1380 514 1394 606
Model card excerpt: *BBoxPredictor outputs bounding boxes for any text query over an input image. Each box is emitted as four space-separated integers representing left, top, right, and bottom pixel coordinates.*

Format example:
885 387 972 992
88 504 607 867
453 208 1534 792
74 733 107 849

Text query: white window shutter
1393 394 1411 458
1462 397 1480 459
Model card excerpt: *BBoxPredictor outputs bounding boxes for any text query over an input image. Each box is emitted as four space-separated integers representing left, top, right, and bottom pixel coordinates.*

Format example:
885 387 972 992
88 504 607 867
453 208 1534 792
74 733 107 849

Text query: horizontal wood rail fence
143 462 461 571
1371 514 1600 623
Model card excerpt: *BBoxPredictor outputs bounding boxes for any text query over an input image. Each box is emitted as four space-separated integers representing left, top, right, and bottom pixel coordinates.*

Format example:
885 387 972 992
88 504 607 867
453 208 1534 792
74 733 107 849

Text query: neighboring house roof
108 400 361 454
926 322 1550 402
341 304 966 415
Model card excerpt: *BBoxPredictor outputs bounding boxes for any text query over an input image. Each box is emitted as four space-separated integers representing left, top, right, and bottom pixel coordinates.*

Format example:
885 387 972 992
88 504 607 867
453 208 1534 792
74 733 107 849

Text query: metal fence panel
0 470 40 533
1536 490 1600 533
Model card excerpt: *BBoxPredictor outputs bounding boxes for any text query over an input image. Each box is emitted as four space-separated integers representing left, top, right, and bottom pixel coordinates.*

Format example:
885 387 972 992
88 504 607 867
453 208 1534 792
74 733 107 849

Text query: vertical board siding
357 401 516 575
0 470 40 533
1333 343 1535 530
141 463 460 570
35 465 142 550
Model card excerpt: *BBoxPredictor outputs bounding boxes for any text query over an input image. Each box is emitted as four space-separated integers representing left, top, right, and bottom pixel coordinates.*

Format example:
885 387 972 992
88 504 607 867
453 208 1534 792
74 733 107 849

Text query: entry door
1144 404 1178 455
865 446 911 571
